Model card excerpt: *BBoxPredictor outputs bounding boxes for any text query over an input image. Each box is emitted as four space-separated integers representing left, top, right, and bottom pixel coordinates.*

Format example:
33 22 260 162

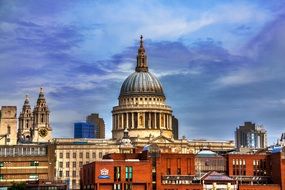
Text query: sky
0 0 285 144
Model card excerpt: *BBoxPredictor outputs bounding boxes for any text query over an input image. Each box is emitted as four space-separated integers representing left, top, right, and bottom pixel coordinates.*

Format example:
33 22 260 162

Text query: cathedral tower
18 95 33 142
32 88 52 142
112 36 173 139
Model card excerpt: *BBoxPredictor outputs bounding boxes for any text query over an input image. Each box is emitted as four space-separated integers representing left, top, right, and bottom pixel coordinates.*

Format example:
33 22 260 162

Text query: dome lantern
136 35 148 72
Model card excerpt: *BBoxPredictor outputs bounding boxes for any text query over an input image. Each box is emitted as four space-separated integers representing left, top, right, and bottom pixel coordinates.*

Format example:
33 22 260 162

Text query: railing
113 104 172 111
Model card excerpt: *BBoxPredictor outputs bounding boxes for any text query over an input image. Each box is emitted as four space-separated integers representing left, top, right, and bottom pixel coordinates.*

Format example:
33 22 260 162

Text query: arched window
41 114 44 123
7 126 11 134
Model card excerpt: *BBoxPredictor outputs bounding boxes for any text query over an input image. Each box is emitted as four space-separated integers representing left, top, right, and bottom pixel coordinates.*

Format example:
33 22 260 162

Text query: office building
0 144 55 187
172 116 179 139
86 113 105 139
235 122 267 149
74 122 95 138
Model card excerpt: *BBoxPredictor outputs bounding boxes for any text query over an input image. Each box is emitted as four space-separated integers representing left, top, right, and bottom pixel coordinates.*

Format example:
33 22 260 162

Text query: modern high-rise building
172 116 179 139
86 113 105 139
74 122 95 138
235 122 267 149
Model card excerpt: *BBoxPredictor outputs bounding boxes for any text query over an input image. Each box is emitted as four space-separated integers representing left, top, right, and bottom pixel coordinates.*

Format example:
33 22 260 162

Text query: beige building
53 138 122 189
0 106 17 145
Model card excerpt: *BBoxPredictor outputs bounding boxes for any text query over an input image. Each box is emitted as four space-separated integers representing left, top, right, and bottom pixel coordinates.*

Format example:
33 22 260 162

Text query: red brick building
81 152 152 190
81 147 285 190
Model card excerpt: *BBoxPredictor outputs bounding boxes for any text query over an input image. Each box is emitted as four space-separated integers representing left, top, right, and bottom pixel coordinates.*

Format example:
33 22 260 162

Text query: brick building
0 144 55 187
81 151 152 190
81 147 285 190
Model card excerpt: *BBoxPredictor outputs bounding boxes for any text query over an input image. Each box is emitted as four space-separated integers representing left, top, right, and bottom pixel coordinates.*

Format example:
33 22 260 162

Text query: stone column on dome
126 113 129 129
148 112 151 129
170 115 172 130
121 114 124 129
159 113 162 129
154 112 157 129
164 114 168 129
115 114 118 129
131 112 134 129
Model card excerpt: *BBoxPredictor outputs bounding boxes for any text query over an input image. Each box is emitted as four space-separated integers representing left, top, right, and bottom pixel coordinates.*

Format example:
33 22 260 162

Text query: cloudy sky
0 0 285 144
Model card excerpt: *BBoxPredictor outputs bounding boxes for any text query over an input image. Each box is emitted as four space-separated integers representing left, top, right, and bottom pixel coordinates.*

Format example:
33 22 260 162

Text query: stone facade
112 36 173 140
18 88 52 143
0 106 17 145
53 138 121 189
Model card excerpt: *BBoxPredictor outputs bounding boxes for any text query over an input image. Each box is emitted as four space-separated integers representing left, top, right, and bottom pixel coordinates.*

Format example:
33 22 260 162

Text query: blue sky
0 0 285 144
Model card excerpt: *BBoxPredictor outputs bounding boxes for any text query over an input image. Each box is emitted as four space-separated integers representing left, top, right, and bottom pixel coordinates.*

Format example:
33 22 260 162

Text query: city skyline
0 1 285 144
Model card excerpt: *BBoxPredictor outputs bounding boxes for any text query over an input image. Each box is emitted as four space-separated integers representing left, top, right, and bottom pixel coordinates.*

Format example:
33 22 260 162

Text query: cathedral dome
120 71 165 97
119 35 165 98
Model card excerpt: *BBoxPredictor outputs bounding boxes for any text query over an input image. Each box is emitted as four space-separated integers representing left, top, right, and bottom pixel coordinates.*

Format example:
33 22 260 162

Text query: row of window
120 97 164 103
59 151 104 159
114 166 133 181
0 161 40 167
232 159 246 166
0 147 47 156
58 161 89 168
58 170 77 178
162 180 192 184
166 158 193 175
114 183 132 190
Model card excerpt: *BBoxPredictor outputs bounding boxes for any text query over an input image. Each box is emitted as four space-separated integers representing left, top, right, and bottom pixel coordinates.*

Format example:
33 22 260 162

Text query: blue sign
98 168 110 179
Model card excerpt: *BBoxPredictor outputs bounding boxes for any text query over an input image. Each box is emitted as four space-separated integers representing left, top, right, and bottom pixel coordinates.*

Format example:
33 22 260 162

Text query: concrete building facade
0 144 55 187
235 122 267 149
86 113 105 139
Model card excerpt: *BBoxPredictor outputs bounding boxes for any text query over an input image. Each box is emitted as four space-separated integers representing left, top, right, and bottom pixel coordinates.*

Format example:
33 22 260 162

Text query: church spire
136 35 148 72
24 95 30 106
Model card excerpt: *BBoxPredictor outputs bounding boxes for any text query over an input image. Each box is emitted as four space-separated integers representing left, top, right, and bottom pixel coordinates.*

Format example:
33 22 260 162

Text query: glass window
59 162 63 168
92 152 96 158
114 166 121 181
125 166 133 181
99 152 103 158
79 162 83 167
114 184 121 190
73 152 76 158
59 171 63 177
66 171 69 177
59 152 63 158
66 162 70 168
124 183 132 190
72 162 76 168
86 152 90 158
66 152 70 159
73 170 76 177
79 152 83 158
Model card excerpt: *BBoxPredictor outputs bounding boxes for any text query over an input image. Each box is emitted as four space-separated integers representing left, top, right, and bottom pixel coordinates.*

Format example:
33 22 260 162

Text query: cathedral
17 88 52 143
112 35 173 140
